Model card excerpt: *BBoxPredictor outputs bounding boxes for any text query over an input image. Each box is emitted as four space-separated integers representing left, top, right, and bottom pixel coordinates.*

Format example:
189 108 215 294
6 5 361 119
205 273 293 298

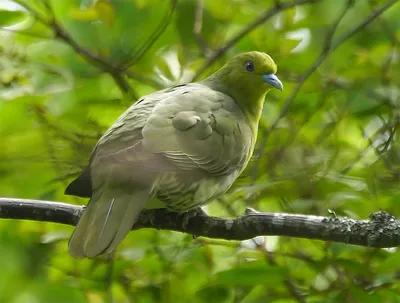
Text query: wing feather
141 84 253 176
89 83 252 178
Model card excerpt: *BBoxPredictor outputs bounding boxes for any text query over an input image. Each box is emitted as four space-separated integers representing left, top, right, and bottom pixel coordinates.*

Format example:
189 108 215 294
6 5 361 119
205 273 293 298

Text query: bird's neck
201 77 267 132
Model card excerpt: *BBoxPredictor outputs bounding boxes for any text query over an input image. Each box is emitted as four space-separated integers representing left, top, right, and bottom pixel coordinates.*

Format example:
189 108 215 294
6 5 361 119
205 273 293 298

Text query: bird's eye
245 61 254 72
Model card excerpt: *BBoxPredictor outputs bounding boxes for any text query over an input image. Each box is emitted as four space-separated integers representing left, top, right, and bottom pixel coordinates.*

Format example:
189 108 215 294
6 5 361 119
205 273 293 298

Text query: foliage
0 0 399 302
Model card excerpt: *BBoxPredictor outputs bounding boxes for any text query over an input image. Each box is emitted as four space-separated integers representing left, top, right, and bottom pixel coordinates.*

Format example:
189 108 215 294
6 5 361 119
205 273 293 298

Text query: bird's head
224 51 283 92
203 51 283 123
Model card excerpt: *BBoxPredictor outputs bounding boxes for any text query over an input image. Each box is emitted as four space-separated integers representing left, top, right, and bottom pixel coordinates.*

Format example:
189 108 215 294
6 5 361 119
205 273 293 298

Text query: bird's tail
68 186 149 258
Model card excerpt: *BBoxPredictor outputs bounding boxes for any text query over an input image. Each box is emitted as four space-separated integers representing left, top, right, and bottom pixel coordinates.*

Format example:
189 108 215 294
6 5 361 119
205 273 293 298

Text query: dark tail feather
65 167 92 198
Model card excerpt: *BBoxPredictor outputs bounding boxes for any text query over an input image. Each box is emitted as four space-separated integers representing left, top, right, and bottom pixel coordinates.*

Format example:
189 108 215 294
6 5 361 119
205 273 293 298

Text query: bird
65 51 283 258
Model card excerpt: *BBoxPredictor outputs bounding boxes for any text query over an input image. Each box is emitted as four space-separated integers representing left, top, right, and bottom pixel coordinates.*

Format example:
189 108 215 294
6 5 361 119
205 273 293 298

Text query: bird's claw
328 209 337 217
181 207 208 231
245 207 259 215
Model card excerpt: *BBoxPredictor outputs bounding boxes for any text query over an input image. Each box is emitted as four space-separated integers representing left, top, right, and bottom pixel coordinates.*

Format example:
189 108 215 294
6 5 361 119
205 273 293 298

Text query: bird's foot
181 207 208 231
245 207 260 215
328 209 337 217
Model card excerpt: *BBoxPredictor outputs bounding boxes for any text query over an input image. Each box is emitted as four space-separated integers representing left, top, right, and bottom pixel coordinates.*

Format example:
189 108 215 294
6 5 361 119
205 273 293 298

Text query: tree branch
1 198 399 248
12 1 163 95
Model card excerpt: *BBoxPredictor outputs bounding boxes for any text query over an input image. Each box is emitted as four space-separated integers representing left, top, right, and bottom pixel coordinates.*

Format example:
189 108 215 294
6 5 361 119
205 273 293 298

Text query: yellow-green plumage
66 51 283 258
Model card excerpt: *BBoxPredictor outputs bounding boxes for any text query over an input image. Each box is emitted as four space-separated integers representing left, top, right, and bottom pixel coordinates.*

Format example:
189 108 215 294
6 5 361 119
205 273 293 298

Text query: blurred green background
0 0 399 302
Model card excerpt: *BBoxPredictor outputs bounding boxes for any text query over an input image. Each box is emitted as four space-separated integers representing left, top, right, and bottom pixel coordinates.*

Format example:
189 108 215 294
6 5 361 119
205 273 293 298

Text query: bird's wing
65 92 164 197
66 83 253 197
140 83 253 176
94 83 253 176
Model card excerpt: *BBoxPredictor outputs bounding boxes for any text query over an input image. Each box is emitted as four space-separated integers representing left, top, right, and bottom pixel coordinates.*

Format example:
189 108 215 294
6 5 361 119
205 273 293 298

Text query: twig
332 0 398 51
13 1 140 98
341 119 399 175
267 0 355 135
222 199 306 302
193 0 210 56
251 0 353 182
12 0 50 24
360 126 394 171
253 238 306 302
271 0 398 132
105 253 115 303
255 0 398 168
125 70 165 89
191 0 321 81
1 198 400 248
119 0 178 70
49 19 137 99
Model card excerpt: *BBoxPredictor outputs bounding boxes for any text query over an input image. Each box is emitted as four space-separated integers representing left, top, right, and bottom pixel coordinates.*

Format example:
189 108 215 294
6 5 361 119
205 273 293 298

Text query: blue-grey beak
262 74 283 91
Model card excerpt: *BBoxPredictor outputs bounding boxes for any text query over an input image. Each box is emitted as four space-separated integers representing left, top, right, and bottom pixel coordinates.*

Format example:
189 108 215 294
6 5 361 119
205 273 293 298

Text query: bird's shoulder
141 82 249 148
99 82 235 141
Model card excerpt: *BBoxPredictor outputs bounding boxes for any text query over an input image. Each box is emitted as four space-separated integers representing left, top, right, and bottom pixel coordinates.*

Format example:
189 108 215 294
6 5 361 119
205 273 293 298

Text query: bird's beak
262 74 283 91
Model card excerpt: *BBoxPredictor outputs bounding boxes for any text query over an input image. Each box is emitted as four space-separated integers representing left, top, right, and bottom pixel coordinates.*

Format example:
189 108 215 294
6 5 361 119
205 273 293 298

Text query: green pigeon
66 51 283 258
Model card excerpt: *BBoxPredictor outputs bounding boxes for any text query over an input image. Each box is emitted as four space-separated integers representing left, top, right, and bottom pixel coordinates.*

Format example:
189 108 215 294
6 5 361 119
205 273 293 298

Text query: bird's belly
145 171 240 212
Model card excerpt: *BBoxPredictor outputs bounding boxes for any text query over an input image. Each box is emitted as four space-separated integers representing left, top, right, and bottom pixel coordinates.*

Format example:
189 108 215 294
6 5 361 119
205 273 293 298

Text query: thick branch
0 198 399 248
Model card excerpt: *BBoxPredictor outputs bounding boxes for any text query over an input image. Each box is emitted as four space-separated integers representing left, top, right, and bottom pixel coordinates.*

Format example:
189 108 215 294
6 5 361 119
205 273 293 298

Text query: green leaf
196 286 232 303
0 10 27 26
215 262 286 286
68 7 99 22
94 0 116 28
378 251 400 272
